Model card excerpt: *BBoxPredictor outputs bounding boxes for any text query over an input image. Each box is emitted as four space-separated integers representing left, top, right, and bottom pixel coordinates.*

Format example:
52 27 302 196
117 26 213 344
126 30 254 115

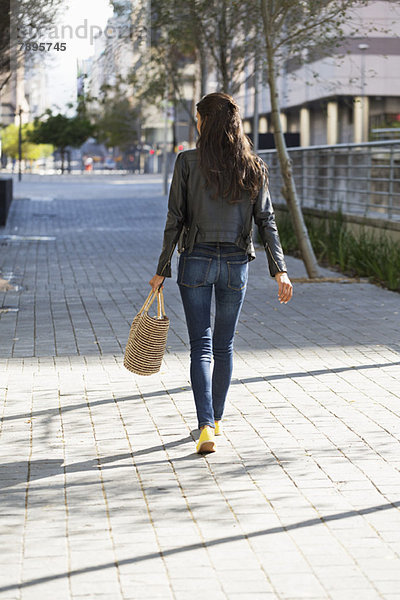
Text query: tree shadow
1 499 399 593
3 359 399 425
246 360 400 383
0 386 190 423
0 434 199 490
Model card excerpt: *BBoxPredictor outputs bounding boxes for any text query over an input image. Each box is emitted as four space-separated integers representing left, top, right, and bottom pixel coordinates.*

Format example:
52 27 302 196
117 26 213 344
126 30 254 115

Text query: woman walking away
149 92 293 454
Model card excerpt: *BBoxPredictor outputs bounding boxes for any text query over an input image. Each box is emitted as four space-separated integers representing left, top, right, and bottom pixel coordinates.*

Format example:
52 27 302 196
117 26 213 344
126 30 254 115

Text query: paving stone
0 173 400 599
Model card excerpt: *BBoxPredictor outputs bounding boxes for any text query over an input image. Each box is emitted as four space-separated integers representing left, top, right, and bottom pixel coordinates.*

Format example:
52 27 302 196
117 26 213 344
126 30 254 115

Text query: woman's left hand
275 272 293 304
149 274 165 292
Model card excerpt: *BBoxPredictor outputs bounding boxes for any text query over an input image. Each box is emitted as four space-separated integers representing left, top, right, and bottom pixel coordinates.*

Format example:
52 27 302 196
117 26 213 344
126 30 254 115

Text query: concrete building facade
237 1 400 147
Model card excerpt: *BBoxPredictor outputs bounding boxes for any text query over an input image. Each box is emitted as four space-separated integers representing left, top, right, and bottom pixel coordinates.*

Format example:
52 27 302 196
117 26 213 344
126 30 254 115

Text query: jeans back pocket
226 258 248 291
178 256 212 287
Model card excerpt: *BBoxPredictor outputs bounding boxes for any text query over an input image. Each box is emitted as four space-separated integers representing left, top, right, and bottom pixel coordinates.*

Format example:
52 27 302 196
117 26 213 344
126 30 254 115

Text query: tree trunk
172 95 177 152
218 1 229 93
261 3 320 278
189 0 207 97
199 45 208 97
253 52 260 153
0 71 12 94
60 148 65 174
189 79 196 146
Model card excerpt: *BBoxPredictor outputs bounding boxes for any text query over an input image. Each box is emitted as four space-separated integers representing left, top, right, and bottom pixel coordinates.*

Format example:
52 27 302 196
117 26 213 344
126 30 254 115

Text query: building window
259 116 268 133
243 120 252 134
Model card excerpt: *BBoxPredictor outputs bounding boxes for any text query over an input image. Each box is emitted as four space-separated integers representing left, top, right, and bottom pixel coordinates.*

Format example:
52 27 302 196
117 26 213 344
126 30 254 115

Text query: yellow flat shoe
214 421 223 436
196 426 216 453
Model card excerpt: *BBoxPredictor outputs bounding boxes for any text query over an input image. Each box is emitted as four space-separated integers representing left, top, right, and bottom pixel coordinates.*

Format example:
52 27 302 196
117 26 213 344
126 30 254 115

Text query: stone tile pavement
0 173 400 599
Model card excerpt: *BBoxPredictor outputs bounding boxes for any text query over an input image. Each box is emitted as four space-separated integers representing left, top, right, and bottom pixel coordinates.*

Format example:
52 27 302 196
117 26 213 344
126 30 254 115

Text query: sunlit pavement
1 173 400 600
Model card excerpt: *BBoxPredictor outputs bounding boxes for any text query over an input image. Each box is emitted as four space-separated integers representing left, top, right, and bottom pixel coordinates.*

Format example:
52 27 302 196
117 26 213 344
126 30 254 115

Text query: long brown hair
196 92 267 203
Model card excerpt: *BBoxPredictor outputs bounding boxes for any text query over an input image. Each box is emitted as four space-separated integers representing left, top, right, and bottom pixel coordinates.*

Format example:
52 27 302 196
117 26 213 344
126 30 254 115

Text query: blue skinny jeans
177 242 249 429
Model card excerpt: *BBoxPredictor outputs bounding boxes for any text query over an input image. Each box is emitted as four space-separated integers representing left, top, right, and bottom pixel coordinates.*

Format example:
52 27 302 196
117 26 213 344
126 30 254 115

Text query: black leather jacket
156 149 287 278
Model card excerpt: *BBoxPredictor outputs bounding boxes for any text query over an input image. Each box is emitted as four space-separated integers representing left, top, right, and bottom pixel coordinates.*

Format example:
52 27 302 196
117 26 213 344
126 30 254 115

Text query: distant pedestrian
150 92 292 454
84 156 93 172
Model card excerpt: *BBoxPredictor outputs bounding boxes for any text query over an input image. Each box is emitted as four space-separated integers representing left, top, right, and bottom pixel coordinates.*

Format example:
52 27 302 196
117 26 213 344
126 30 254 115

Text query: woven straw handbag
124 288 170 376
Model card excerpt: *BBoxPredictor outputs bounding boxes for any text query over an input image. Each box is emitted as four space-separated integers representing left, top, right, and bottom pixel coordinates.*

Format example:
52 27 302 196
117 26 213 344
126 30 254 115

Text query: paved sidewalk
1 173 400 600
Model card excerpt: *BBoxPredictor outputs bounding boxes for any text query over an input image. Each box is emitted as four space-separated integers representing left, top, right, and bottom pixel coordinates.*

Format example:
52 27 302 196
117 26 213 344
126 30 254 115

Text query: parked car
104 158 116 170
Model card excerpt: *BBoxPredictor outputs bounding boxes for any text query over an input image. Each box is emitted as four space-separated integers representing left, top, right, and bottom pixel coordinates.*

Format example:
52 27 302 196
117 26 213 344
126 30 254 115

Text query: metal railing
259 140 400 221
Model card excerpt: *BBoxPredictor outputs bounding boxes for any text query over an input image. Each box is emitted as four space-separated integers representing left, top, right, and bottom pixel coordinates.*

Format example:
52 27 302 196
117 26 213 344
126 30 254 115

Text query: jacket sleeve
156 152 187 277
253 174 287 277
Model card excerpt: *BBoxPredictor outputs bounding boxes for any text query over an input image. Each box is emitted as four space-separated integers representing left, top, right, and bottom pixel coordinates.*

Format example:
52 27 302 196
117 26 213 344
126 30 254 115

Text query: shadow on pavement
0 435 196 490
1 499 399 593
238 360 400 383
2 359 400 425
0 386 189 423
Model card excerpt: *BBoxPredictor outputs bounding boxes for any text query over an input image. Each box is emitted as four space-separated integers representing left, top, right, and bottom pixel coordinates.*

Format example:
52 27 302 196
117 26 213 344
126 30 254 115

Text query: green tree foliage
1 122 53 160
90 89 140 150
28 109 94 173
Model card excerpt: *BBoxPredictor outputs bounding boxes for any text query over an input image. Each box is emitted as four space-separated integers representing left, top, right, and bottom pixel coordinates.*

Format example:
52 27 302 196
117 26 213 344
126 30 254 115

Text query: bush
274 211 400 292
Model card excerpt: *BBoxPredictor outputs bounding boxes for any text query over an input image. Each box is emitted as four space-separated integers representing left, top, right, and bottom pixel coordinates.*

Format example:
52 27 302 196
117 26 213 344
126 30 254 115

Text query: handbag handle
138 288 166 319
157 288 166 319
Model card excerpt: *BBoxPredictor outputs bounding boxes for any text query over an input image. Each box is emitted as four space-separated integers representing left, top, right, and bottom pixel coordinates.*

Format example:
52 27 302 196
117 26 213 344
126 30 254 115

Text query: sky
44 0 114 113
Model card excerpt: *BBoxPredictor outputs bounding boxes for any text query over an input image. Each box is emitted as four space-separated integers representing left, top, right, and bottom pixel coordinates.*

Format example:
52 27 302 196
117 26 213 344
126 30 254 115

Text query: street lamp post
358 43 369 142
0 104 23 180
18 107 22 182
253 53 260 154
162 89 169 195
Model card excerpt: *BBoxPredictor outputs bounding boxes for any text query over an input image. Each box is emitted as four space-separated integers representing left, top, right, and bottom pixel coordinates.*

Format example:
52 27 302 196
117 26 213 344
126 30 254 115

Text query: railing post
363 146 372 218
328 149 335 212
314 149 319 209
345 148 350 213
388 145 394 220
301 150 306 206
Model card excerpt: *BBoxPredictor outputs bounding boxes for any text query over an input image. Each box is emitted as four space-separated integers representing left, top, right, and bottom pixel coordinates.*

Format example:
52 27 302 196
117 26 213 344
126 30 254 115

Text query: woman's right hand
149 274 165 292
275 272 293 304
